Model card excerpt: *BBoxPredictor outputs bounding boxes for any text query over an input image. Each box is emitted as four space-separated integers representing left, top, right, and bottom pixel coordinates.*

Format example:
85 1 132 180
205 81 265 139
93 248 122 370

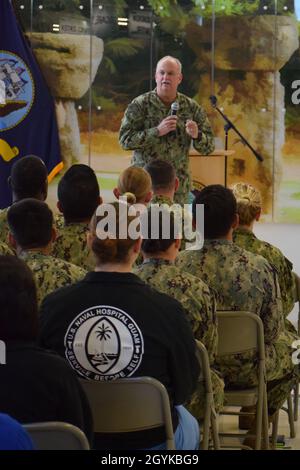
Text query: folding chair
23 422 90 450
272 272 300 444
80 376 175 450
216 311 269 450
195 340 220 450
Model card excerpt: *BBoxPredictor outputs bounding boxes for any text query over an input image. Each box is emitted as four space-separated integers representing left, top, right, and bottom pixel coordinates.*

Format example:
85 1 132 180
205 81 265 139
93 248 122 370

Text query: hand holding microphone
156 102 178 137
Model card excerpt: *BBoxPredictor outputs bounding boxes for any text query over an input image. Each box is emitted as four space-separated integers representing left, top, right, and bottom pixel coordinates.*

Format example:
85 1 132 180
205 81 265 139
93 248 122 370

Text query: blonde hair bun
122 192 136 205
117 166 152 205
232 182 262 225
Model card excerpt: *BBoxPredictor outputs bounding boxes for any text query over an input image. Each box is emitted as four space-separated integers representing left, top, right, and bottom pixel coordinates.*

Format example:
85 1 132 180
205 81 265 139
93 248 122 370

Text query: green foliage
33 0 83 12
279 206 300 223
204 0 259 16
157 4 191 33
100 37 144 79
102 57 117 75
148 0 260 19
94 95 118 112
291 192 300 200
105 38 144 58
285 106 300 130
148 0 178 17
113 0 128 16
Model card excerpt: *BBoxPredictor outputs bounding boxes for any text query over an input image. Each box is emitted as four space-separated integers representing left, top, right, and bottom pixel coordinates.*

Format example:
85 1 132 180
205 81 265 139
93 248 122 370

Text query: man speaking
119 56 215 205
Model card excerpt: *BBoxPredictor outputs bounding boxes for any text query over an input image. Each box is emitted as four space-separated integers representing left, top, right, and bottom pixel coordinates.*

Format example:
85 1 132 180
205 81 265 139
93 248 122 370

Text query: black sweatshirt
38 271 199 449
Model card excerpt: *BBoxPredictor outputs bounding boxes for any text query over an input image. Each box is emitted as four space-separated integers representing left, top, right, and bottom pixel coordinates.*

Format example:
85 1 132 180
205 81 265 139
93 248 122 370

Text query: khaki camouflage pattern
52 221 95 271
177 239 300 413
150 194 196 250
233 227 295 315
188 369 225 419
0 208 9 245
134 258 217 360
19 250 87 307
0 240 14 255
119 90 215 205
134 258 224 418
54 213 65 230
233 227 296 332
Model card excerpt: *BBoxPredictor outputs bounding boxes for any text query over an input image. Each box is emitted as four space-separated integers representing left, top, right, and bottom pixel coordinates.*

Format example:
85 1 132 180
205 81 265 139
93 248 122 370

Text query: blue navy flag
0 0 62 208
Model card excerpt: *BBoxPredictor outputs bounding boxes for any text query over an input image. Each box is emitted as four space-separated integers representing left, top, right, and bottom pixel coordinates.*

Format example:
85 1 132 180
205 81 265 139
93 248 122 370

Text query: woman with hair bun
113 166 152 205
39 201 200 450
232 182 295 328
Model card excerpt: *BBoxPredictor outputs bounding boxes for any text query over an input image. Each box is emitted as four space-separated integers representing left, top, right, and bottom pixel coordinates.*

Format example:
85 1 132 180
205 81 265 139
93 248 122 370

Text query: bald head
156 56 182 74
155 56 183 103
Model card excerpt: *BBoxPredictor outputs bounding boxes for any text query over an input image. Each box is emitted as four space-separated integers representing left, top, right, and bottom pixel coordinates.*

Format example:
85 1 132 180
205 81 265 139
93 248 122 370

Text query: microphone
209 95 217 107
171 101 179 115
170 102 179 137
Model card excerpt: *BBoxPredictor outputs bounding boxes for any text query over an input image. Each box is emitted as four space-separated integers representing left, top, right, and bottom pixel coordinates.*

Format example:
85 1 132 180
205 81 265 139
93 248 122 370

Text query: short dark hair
144 160 176 191
0 256 38 341
192 185 237 239
10 155 48 200
7 199 53 249
58 164 100 222
141 207 178 254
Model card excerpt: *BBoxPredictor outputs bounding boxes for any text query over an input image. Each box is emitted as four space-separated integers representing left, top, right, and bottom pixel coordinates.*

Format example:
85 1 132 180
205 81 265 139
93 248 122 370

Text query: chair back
215 311 269 450
216 311 265 361
23 422 90 450
80 376 175 450
195 340 213 394
195 340 220 450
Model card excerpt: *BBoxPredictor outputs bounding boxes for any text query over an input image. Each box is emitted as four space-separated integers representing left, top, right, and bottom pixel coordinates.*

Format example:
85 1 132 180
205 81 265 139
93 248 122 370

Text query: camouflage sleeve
193 288 218 365
180 279 218 365
191 103 215 155
260 266 283 343
0 241 14 256
278 256 295 316
119 99 160 151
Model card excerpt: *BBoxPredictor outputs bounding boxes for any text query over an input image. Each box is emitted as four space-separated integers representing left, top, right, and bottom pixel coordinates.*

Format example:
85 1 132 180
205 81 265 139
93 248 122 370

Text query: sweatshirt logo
64 305 144 380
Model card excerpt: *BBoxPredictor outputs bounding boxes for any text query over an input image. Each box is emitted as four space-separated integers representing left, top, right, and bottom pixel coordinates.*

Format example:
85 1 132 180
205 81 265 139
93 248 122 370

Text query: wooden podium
189 149 235 190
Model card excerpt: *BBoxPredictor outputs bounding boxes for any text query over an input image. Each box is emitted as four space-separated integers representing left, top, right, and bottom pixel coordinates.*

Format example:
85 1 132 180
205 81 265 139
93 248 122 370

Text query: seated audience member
144 159 195 249
144 159 179 206
53 164 101 270
0 155 48 245
134 208 224 419
7 199 86 306
114 166 153 266
113 166 152 206
38 202 200 450
0 256 92 444
232 182 296 332
176 185 300 431
0 414 34 450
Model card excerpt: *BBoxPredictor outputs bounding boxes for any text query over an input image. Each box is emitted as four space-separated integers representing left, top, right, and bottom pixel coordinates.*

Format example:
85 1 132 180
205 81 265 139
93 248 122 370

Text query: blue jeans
149 405 199 451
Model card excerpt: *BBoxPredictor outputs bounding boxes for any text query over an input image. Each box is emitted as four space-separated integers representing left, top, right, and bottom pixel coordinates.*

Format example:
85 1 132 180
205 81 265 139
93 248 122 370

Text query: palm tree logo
96 323 112 342
86 317 121 373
